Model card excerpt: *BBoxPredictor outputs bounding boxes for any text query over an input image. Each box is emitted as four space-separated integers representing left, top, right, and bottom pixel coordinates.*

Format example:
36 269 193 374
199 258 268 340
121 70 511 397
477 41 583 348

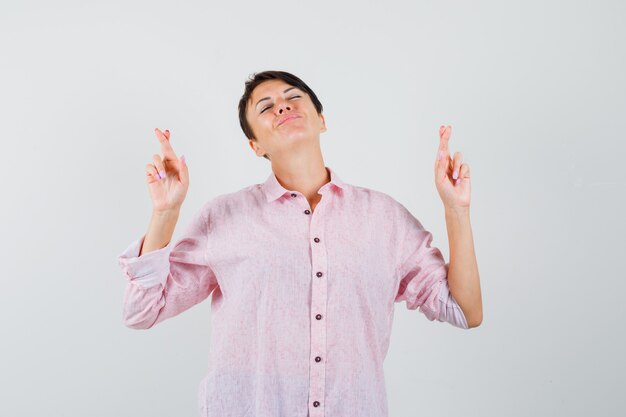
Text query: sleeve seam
393 207 411 282
202 202 220 283
203 204 210 268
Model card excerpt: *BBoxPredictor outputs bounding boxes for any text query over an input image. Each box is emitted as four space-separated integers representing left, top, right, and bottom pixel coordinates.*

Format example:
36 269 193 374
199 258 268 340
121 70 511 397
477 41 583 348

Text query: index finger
154 128 178 161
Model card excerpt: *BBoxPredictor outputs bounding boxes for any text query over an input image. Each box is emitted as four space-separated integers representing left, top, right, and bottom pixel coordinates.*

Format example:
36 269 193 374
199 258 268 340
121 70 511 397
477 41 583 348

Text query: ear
319 113 327 133
249 139 266 158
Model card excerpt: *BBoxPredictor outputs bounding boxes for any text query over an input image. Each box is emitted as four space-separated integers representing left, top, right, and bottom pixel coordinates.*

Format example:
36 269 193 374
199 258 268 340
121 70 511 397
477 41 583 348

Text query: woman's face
246 79 326 160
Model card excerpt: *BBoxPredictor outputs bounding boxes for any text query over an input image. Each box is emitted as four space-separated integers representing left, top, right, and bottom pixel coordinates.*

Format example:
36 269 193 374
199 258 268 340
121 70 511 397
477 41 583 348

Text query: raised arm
116 128 218 329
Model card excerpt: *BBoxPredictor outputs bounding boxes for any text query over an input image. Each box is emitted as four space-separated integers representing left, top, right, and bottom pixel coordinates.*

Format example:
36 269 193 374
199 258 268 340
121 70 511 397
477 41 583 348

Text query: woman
118 70 482 417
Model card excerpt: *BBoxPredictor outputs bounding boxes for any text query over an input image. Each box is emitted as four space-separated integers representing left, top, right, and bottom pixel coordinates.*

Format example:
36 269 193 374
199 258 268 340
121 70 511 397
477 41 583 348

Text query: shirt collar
262 166 345 202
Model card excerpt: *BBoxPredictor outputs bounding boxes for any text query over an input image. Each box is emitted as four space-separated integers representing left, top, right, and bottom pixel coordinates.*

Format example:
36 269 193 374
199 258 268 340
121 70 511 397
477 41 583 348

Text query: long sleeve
393 204 468 329
117 203 219 329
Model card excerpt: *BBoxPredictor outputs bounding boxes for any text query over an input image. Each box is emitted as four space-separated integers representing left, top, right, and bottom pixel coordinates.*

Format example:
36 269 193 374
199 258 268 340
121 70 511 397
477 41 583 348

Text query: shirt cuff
436 279 469 329
117 235 173 288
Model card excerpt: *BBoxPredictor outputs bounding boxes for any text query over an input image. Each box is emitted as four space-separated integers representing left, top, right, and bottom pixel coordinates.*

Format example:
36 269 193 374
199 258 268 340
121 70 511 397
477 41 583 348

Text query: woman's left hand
434 125 471 211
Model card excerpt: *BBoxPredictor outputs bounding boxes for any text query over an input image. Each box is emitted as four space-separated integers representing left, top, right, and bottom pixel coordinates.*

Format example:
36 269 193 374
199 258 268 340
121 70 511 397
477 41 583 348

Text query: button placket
308 205 328 417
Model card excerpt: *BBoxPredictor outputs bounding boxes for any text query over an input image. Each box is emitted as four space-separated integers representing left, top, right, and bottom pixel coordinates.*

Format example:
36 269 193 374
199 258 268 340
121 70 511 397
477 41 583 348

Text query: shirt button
316 271 323 277
291 193 297 197
315 356 322 362
304 209 311 215
314 237 320 243
313 401 320 407
316 314 322 320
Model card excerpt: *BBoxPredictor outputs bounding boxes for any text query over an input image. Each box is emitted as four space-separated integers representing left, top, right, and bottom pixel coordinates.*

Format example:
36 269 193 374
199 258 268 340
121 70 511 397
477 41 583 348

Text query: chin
282 130 310 141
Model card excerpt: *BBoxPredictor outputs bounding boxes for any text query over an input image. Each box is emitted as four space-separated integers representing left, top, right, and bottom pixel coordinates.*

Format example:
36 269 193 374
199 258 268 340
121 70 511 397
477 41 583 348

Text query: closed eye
260 95 301 113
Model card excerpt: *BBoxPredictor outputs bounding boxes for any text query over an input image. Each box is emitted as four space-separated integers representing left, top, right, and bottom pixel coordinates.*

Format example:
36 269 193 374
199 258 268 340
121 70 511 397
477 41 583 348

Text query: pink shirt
117 166 468 417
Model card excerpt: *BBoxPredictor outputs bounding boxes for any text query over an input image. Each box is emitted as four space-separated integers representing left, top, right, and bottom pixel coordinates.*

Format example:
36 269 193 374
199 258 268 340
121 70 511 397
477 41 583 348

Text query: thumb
178 155 189 186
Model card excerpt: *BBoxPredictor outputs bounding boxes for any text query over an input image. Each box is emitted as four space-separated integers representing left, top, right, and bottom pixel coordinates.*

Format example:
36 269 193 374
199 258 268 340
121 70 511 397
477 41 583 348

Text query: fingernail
165 129 169 133
159 170 166 179
453 170 458 179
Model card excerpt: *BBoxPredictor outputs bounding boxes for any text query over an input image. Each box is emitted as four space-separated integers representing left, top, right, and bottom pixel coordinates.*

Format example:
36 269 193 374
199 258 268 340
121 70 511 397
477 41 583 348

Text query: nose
276 98 291 114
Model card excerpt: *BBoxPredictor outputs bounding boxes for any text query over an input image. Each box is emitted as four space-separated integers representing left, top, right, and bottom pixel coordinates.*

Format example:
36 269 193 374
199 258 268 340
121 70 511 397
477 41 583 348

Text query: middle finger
155 128 178 161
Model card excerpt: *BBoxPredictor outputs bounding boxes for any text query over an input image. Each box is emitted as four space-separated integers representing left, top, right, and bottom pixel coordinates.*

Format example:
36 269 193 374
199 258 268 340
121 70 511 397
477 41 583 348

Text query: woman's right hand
145 128 189 213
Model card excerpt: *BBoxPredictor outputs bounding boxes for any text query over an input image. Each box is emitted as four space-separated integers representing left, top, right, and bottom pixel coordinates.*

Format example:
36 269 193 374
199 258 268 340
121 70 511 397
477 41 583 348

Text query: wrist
445 205 470 218
153 207 181 219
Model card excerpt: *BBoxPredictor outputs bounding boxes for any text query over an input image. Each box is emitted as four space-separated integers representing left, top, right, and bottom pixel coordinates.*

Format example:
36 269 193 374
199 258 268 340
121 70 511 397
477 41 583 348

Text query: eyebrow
255 86 299 110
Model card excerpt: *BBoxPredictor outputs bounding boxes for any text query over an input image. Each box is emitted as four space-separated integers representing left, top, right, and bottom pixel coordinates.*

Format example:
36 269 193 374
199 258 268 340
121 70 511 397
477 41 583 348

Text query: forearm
444 206 483 327
140 209 180 256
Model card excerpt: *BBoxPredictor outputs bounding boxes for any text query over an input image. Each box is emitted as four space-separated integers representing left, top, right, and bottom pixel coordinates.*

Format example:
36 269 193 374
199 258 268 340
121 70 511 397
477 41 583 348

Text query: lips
277 114 301 126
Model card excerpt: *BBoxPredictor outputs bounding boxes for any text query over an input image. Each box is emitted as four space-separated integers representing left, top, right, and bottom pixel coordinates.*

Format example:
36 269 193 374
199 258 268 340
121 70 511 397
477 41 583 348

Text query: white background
1 0 624 416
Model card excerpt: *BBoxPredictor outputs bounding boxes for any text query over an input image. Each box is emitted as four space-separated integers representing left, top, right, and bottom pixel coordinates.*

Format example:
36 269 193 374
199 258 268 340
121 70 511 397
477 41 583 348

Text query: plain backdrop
1 1 624 416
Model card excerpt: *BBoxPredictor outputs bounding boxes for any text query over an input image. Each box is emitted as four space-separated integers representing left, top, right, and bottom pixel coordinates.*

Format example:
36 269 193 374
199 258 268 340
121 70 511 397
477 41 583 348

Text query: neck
271 154 329 204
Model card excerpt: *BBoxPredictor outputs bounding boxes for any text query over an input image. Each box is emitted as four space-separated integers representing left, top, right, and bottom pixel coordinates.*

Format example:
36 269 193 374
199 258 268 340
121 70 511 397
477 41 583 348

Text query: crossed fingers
436 125 470 185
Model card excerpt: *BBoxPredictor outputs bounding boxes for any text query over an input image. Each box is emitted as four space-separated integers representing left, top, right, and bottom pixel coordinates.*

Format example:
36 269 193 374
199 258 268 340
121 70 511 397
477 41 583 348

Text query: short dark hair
238 70 324 160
